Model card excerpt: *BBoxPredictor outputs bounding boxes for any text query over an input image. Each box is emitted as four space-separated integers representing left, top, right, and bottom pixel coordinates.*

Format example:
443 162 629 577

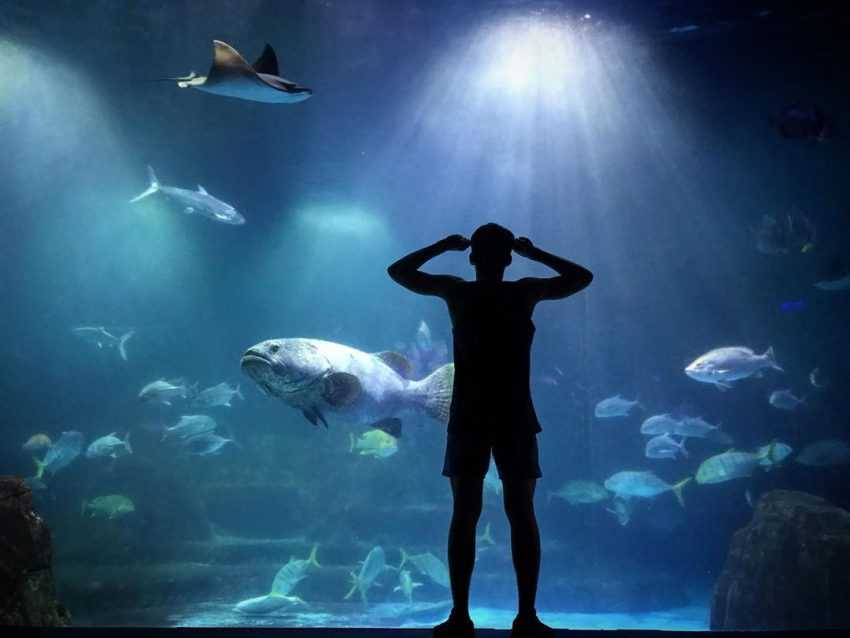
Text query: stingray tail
130 166 160 203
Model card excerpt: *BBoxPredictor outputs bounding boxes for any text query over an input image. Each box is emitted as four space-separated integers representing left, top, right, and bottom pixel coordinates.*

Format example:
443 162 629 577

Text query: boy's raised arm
387 234 469 297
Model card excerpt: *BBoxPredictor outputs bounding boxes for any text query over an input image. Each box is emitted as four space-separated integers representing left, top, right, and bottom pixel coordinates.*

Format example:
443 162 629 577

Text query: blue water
1 0 849 630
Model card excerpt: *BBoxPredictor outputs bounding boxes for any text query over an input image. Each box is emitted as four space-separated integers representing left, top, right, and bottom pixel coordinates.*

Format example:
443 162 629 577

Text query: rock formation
711 490 850 630
0 476 70 626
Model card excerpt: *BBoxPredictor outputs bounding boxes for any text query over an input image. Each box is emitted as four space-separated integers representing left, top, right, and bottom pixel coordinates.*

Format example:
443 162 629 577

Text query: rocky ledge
711 489 850 630
0 476 70 626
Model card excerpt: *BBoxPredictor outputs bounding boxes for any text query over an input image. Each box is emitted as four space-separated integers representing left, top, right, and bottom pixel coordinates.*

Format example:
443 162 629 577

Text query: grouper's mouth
240 351 278 396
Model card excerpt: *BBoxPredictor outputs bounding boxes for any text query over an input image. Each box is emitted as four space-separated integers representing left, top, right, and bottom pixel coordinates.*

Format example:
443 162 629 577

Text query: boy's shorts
442 430 542 480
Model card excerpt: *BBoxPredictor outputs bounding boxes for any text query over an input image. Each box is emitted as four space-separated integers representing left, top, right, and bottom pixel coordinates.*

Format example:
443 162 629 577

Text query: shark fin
197 185 208 195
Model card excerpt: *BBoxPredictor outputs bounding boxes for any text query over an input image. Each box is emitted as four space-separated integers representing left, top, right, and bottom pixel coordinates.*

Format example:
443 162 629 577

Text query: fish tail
33 456 47 480
671 477 692 508
397 548 408 571
679 437 689 458
546 491 554 505
80 499 88 516
409 363 454 424
124 431 133 455
235 384 244 401
343 572 359 600
764 346 783 372
308 543 321 568
118 330 134 361
349 433 355 453
129 166 160 203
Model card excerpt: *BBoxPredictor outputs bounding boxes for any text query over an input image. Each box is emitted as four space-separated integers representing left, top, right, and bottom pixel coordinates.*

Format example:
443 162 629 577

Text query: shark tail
118 330 134 361
130 166 160 204
408 363 454 424
671 477 692 508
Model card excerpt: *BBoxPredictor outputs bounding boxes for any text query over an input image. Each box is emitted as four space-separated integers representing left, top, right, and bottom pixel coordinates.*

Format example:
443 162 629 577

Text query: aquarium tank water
1 0 849 631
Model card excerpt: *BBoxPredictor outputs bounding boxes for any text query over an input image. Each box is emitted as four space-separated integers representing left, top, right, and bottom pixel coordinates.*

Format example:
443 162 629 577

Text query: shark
171 40 312 104
130 166 245 225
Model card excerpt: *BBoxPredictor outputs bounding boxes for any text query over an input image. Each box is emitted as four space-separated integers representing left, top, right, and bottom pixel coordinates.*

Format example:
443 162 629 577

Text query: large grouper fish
240 338 454 437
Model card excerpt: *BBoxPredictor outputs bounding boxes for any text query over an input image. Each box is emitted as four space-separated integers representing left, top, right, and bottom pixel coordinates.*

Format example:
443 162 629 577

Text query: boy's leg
502 478 540 617
447 475 484 618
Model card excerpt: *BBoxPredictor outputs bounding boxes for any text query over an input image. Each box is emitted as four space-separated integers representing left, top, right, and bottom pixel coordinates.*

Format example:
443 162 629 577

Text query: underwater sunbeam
480 17 578 98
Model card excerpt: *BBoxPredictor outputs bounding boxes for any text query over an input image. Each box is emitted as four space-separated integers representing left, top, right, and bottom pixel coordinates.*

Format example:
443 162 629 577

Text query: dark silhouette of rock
711 490 850 630
0 476 70 626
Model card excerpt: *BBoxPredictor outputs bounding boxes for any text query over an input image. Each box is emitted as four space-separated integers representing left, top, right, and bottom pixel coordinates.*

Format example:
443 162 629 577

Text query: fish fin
302 406 328 428
373 351 414 379
252 43 280 76
410 363 454 424
118 330 134 361
393 586 401 592
129 166 160 203
715 381 733 392
349 432 355 453
308 543 321 568
33 456 47 480
343 572 359 600
197 185 208 195
235 384 244 400
671 477 692 508
371 417 402 439
679 437 688 458
322 372 361 407
124 431 133 455
80 500 87 515
764 346 783 372
184 206 195 215
398 548 408 571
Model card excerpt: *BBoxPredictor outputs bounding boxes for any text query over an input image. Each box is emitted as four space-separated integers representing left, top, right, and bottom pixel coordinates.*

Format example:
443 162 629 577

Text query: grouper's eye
269 344 280 354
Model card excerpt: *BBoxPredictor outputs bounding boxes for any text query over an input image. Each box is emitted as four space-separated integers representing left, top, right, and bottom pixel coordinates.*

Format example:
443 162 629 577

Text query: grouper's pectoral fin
371 417 402 439
322 372 361 407
302 406 328 428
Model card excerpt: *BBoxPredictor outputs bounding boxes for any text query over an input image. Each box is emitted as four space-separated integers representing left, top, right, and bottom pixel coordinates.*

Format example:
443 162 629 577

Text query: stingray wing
207 40 259 82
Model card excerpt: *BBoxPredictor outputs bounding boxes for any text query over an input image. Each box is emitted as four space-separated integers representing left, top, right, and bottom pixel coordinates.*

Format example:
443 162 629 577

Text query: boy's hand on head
440 234 471 251
513 236 535 257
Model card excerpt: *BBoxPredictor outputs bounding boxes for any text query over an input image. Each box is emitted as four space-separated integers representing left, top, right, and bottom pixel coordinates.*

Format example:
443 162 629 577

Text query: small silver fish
192 382 244 408
85 432 132 459
685 346 782 391
162 415 217 443
645 433 688 460
594 394 642 418
138 378 193 406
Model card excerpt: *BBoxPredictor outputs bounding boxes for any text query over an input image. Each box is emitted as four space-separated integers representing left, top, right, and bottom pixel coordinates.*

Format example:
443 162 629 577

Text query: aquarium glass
1 0 849 631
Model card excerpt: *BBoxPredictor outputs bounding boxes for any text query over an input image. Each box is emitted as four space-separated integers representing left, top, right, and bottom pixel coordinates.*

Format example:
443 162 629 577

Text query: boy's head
470 223 514 272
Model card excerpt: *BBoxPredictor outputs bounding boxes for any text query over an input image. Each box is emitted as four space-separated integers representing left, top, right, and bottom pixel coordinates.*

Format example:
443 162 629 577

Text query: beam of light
0 38 193 325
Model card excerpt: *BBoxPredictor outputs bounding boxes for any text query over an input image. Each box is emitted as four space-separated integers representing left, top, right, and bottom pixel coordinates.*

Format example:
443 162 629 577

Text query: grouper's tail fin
408 363 454 424
130 166 160 203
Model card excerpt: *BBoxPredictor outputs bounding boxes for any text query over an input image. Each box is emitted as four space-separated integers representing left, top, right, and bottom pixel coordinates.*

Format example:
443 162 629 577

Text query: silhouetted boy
388 223 593 638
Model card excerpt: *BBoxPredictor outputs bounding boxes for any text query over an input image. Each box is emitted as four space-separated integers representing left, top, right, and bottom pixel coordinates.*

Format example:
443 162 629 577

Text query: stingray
172 40 312 104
